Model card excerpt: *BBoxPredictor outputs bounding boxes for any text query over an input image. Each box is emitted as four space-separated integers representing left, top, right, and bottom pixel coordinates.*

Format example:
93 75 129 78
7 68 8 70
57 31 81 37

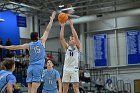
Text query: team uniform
0 70 16 93
42 69 60 93
62 45 80 83
26 40 46 83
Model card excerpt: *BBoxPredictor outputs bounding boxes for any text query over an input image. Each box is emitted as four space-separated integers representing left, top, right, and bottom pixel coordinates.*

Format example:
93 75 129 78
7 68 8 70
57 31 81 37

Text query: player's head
45 59 55 68
2 58 15 72
30 32 39 41
69 35 75 45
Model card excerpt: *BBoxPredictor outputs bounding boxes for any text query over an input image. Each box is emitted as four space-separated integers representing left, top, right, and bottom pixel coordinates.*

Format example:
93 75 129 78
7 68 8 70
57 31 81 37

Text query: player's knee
73 84 79 88
73 86 79 90
63 86 68 90
32 83 40 89
73 88 79 93
63 84 69 93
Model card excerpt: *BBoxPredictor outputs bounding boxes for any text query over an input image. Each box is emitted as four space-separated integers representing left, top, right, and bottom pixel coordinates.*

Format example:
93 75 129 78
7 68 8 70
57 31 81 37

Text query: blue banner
127 31 140 64
93 34 107 67
17 16 27 27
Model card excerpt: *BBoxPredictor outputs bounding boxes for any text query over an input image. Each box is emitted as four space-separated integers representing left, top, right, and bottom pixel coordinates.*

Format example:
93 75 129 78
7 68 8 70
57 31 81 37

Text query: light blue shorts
42 89 58 93
26 65 44 83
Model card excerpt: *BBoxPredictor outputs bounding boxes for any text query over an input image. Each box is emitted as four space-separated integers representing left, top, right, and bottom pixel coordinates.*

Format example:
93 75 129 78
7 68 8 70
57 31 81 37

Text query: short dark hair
30 32 38 41
2 58 15 70
45 59 55 65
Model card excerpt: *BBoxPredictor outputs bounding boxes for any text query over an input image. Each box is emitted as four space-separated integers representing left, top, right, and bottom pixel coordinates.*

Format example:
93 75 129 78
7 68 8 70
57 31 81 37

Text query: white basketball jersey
63 46 80 71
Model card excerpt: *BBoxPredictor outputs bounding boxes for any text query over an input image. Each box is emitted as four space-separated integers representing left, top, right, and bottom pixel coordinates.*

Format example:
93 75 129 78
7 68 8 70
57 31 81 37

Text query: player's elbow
60 37 64 41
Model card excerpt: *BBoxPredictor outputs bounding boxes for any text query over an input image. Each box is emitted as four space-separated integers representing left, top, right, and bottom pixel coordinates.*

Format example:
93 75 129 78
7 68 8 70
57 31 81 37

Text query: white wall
86 15 140 67
84 14 140 93
107 33 116 67
19 15 33 39
117 32 127 66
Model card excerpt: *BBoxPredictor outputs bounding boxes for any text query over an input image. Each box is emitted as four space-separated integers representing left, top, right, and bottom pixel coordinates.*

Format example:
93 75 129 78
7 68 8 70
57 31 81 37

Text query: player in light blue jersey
42 59 62 93
0 11 56 93
0 58 16 93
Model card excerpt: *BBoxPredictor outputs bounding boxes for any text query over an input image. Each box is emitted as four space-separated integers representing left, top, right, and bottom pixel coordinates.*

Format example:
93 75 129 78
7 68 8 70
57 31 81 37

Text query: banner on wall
17 16 27 27
93 34 107 67
126 31 140 64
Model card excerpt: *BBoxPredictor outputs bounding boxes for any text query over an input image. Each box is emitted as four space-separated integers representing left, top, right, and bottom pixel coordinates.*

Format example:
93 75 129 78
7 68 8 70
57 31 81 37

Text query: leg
70 69 79 93
31 82 41 93
28 83 32 93
63 83 69 93
72 83 80 93
26 67 33 93
31 66 43 93
62 71 71 93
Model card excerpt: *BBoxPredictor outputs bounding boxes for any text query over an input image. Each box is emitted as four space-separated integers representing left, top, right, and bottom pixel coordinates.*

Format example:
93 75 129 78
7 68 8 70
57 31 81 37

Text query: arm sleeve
55 71 60 80
7 74 16 85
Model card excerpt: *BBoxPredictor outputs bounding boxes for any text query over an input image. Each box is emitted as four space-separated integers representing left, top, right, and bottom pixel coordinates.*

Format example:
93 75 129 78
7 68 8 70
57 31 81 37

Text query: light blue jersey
0 70 16 93
29 40 45 66
42 69 60 93
26 40 46 83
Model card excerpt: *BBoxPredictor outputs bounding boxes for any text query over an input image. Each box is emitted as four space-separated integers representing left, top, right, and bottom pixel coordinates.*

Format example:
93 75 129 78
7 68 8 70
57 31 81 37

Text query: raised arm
0 43 29 50
60 23 68 51
41 11 56 44
68 19 82 50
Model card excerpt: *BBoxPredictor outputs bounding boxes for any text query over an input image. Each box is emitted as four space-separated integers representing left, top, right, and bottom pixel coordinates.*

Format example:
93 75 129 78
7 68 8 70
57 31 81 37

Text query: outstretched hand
60 22 65 27
0 45 3 48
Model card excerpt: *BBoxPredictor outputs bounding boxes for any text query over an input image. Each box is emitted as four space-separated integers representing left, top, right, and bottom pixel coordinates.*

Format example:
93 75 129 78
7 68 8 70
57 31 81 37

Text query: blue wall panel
0 11 20 55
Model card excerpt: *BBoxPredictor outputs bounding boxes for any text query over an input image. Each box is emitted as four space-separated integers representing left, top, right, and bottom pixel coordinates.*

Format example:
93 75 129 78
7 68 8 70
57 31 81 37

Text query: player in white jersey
60 19 82 93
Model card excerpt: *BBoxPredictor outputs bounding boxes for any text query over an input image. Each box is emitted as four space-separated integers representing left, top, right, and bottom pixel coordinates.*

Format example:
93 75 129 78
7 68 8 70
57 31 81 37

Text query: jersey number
70 51 74 56
34 46 40 53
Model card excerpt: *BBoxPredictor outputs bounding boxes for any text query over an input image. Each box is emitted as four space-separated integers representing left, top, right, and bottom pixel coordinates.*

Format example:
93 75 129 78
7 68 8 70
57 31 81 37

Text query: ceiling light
0 19 5 22
59 5 64 8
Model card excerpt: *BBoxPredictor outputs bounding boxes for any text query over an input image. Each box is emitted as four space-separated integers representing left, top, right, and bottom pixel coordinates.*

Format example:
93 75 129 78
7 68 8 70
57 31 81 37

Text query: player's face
69 36 75 45
47 60 54 68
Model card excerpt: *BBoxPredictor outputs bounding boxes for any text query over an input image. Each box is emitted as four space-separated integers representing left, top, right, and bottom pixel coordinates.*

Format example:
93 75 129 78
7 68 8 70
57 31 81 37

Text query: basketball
58 13 68 23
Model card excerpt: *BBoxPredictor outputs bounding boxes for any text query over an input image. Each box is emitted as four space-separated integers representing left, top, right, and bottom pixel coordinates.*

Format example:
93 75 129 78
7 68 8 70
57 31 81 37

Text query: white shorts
62 69 79 83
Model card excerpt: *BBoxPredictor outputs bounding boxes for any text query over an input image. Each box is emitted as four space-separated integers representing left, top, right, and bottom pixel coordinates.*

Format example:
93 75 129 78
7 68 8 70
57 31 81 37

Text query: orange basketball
58 13 68 23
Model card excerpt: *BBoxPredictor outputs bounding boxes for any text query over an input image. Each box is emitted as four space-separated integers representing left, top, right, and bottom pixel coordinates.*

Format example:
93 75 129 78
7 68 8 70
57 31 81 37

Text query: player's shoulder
53 69 60 74
43 69 47 73
0 70 5 73
7 74 16 80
